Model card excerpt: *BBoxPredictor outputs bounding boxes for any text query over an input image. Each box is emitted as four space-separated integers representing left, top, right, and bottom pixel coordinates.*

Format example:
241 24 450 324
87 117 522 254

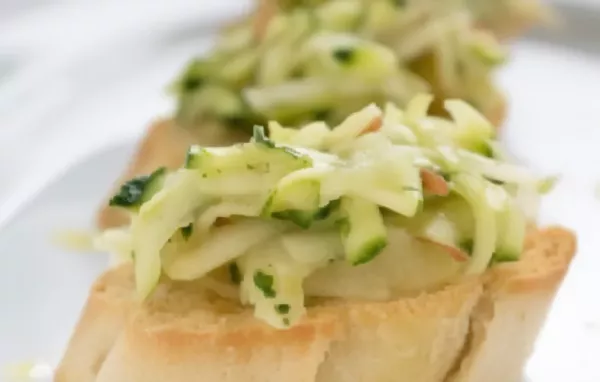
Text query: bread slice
96 119 249 229
54 265 136 382
55 227 576 382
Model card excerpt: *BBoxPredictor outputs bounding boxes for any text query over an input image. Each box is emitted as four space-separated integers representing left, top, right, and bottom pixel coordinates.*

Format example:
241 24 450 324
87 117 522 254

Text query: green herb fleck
222 115 246 128
392 0 406 7
178 58 211 93
276 304 290 314
332 47 355 64
109 167 166 208
487 178 505 186
246 164 257 170
480 143 494 158
283 318 290 326
460 239 474 256
313 109 332 121
229 263 242 285
441 171 453 182
180 223 193 240
254 271 276 298
182 77 203 92
290 67 304 79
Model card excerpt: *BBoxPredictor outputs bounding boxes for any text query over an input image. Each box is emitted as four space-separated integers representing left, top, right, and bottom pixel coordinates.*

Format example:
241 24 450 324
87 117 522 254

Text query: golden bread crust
54 265 136 382
449 227 577 382
56 228 576 382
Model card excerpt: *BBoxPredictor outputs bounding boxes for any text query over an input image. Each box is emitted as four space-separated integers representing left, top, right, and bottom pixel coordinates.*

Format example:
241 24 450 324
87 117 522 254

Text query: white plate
1 2 600 381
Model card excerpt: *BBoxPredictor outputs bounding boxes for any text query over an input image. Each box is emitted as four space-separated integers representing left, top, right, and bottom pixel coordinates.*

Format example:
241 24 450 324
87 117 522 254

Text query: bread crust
56 227 576 382
54 265 136 382
448 228 577 382
97 280 343 382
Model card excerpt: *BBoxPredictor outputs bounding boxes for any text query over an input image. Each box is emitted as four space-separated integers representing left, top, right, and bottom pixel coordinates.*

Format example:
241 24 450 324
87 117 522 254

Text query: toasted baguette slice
54 265 136 382
56 227 576 382
96 119 249 229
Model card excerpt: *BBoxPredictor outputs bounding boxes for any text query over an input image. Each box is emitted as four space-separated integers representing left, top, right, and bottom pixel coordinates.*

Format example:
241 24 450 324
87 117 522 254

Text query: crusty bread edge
55 227 576 382
54 266 136 382
447 227 577 382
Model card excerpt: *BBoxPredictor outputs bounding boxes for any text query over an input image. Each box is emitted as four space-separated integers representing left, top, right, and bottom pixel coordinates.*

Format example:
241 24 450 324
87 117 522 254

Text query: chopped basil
441 171 453 182
182 77 204 92
180 223 194 240
487 178 505 186
177 59 211 93
275 304 290 314
332 47 355 65
221 115 246 128
109 167 166 208
460 239 474 255
313 109 332 121
229 263 242 285
254 271 276 298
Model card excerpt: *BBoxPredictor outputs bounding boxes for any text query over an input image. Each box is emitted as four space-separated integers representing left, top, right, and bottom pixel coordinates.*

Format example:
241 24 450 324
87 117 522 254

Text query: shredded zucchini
173 0 505 129
103 96 552 327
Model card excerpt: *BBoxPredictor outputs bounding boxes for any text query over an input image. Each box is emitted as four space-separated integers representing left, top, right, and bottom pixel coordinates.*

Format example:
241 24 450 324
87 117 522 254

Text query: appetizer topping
173 0 505 130
105 96 553 328
229 262 242 285
254 271 277 298
277 0 552 39
109 167 166 210
180 223 194 240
